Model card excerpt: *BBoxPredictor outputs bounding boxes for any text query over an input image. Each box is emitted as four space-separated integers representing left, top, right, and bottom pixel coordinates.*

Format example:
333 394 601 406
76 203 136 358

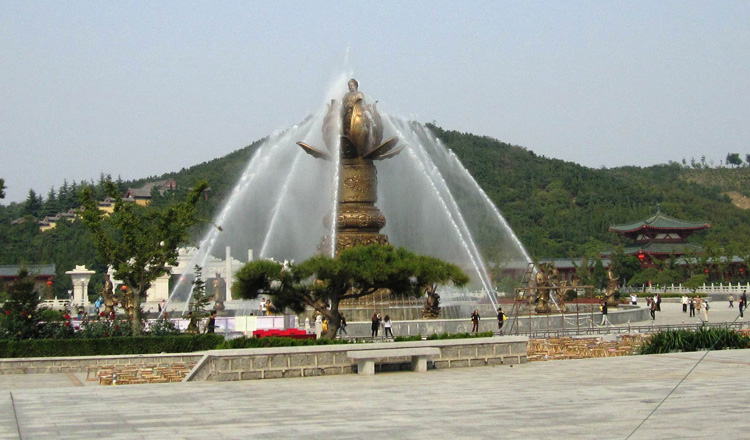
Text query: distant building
39 214 61 232
97 197 117 214
37 208 80 232
124 178 178 206
0 264 56 293
608 208 710 267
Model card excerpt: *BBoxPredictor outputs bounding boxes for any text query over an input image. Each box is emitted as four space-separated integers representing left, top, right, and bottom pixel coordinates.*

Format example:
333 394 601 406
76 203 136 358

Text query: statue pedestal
65 265 95 308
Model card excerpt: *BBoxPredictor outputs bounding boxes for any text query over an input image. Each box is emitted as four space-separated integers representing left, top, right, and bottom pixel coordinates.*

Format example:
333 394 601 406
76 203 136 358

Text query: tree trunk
321 300 341 339
132 286 142 336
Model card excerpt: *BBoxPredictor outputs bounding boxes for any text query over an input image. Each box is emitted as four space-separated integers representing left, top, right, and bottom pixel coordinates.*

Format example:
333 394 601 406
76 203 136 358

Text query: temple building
608 208 710 267
124 178 178 206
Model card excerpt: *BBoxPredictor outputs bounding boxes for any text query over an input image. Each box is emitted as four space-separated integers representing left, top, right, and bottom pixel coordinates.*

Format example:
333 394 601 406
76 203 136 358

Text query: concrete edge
183 352 211 383
204 336 529 358
0 351 207 364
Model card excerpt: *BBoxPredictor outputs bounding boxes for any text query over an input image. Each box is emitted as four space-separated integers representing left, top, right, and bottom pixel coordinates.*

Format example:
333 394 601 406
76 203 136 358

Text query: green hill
2 124 750 296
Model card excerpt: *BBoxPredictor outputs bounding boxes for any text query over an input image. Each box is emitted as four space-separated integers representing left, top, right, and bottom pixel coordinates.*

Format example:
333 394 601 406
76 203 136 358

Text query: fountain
165 75 532 322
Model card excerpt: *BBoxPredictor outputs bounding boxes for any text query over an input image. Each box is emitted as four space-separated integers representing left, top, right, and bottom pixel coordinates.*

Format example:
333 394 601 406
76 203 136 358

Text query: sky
1 1 749 204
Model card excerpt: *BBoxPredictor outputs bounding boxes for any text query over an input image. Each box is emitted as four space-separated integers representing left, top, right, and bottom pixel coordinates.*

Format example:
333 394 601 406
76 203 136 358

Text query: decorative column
65 265 95 308
151 275 170 302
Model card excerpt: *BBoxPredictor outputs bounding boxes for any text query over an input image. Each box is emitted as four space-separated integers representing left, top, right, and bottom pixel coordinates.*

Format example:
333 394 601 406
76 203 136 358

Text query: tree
80 179 208 335
233 244 469 338
44 187 59 217
186 265 212 333
609 246 642 284
0 268 44 340
726 153 742 168
683 274 708 293
23 189 43 217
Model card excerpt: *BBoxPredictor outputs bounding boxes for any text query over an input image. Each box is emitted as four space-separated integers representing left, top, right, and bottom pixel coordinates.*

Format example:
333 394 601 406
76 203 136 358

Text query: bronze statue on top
297 79 404 254
212 273 226 312
604 269 619 307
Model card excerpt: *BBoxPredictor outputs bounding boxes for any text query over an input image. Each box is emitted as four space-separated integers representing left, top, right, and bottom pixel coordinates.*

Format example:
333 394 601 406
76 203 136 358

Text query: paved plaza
624 297 747 327
1 300 749 439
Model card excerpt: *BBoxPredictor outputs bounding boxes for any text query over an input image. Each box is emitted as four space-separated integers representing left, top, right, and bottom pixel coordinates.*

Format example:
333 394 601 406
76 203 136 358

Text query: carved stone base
335 232 389 254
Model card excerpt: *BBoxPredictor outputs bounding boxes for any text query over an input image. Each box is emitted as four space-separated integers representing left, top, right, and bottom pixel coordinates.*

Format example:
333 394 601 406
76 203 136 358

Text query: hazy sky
2 1 748 203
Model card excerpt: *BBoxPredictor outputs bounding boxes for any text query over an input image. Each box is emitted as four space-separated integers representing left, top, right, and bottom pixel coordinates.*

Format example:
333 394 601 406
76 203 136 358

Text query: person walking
630 293 637 305
728 294 734 308
650 300 656 320
497 307 505 334
703 298 710 322
599 301 611 326
471 309 480 333
740 291 747 318
689 296 696 317
696 297 703 322
383 315 394 338
337 314 348 337
206 310 217 334
681 295 688 313
370 313 380 338
656 293 662 312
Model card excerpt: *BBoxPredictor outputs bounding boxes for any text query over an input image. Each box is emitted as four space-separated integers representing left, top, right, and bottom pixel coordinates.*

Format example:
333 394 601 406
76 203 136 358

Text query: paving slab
1 348 749 439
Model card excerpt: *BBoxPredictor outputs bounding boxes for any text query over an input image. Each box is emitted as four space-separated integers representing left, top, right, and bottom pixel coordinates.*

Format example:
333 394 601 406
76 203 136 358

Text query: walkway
1 348 749 439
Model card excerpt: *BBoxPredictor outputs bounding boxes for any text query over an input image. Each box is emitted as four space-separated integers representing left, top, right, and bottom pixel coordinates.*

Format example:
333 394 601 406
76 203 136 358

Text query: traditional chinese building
124 178 178 206
608 209 710 267
0 265 56 294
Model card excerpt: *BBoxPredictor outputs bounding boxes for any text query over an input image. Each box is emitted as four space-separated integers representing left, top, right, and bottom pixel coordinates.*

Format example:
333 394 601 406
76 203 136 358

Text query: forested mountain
426 125 750 258
2 124 750 296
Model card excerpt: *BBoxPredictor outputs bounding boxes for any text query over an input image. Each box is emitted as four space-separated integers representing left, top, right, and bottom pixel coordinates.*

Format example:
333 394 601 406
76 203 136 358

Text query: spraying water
163 76 530 316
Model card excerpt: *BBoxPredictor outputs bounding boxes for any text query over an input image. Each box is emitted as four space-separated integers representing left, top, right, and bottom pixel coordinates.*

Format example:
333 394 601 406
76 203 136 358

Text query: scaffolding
506 262 597 335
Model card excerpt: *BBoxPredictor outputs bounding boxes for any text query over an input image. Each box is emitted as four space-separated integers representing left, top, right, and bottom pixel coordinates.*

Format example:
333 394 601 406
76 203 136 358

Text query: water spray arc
161 76 531 322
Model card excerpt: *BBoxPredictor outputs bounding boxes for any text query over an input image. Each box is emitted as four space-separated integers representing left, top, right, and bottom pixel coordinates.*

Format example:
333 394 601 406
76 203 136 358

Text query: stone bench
347 347 441 375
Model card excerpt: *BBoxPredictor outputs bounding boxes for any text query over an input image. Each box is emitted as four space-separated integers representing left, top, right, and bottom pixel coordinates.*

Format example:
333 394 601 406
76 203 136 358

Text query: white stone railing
40 298 72 310
639 283 750 295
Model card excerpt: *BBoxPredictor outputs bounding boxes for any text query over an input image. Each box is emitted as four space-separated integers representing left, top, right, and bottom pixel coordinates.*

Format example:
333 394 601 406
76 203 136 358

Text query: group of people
259 298 274 316
370 313 394 338
680 294 711 321
728 290 748 318
468 308 507 334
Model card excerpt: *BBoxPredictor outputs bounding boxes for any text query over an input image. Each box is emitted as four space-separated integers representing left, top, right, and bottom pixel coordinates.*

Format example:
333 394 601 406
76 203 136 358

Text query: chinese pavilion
608 208 710 267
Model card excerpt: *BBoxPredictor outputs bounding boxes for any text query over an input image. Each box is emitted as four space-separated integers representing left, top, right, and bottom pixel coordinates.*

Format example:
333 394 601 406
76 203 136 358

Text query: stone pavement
619 298 747 327
2 347 749 439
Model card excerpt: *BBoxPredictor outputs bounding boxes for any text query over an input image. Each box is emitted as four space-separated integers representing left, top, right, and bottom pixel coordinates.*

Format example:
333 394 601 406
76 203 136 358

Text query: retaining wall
185 336 528 382
0 353 203 375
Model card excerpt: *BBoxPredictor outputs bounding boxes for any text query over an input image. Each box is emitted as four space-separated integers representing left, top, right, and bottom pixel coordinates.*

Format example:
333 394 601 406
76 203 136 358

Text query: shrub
426 331 494 340
218 336 353 349
639 327 750 355
394 335 422 342
146 318 181 336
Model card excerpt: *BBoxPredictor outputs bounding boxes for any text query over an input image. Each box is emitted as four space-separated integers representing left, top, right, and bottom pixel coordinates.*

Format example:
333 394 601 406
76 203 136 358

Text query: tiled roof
609 210 709 233
0 264 56 277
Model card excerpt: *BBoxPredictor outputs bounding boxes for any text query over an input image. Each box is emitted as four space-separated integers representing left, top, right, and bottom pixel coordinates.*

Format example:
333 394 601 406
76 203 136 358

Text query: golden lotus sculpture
297 78 403 254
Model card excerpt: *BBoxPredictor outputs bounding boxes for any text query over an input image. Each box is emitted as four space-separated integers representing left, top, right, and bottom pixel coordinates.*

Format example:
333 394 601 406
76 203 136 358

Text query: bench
347 347 441 375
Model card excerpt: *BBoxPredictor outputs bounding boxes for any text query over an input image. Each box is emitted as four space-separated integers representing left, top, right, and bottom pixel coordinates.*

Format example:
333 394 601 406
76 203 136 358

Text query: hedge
218 336 355 349
0 334 224 358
